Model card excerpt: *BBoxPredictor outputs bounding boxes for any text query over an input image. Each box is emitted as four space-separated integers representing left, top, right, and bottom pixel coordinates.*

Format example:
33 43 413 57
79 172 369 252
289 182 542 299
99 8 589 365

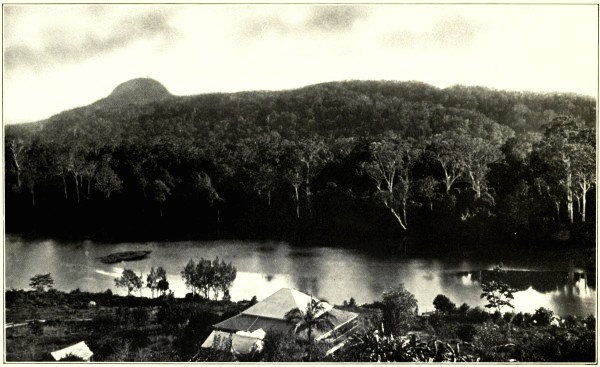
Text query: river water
4 235 596 317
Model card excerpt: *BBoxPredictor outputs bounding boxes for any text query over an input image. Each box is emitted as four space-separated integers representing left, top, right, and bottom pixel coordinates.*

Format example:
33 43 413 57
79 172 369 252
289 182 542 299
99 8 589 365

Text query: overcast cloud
240 5 369 38
4 7 178 70
385 15 480 50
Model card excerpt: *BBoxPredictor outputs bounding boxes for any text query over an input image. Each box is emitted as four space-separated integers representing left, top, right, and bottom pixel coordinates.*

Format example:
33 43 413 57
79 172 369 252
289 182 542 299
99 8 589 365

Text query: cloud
305 6 369 32
385 15 480 49
241 14 291 38
239 5 369 39
4 9 179 71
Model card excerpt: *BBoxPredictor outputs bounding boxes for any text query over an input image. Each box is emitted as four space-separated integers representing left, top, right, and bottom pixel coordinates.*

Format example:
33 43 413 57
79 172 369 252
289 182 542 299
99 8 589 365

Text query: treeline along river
5 234 595 317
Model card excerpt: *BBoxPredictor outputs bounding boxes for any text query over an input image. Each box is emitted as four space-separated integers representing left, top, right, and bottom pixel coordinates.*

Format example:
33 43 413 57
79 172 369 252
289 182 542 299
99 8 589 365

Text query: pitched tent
202 288 358 356
51 341 93 361
201 329 266 355
241 288 334 319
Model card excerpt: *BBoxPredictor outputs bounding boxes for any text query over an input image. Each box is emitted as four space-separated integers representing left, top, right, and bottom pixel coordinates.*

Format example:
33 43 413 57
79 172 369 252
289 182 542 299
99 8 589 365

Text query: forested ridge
4 78 596 252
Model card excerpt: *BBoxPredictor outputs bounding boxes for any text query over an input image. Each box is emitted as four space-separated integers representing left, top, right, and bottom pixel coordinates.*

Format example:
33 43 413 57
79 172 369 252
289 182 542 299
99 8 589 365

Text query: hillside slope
4 79 596 249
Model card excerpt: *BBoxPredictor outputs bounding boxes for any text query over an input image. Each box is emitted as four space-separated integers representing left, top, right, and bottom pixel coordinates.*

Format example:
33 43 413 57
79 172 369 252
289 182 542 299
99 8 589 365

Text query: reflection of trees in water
286 249 322 299
453 270 594 294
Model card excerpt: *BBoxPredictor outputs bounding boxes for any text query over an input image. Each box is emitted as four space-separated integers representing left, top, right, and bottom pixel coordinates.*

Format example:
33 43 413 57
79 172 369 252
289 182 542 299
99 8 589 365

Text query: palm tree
284 298 336 361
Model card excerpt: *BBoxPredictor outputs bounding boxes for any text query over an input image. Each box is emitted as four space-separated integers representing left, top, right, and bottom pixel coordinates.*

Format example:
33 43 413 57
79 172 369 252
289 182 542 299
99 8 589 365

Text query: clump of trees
29 273 54 292
381 285 418 335
181 257 237 300
146 266 169 298
113 266 171 298
115 269 143 296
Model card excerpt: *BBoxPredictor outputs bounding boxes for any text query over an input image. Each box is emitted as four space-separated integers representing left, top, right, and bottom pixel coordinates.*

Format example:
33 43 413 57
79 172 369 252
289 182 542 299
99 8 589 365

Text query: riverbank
5 288 596 362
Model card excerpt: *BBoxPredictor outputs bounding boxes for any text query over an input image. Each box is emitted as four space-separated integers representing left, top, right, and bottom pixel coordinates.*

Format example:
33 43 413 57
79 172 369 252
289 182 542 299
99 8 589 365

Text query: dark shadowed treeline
4 80 596 252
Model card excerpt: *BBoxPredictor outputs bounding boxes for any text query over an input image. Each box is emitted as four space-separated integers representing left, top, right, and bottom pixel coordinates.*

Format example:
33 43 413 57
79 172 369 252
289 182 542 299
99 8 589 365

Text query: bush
466 307 489 323
123 329 151 349
503 312 515 323
457 323 477 342
584 315 595 331
176 311 221 358
28 320 44 335
381 285 418 335
59 353 85 361
457 303 470 316
490 311 502 322
262 329 304 362
512 312 524 326
132 308 149 326
433 294 456 314
91 311 117 331
249 296 258 306
532 308 552 327
473 322 511 361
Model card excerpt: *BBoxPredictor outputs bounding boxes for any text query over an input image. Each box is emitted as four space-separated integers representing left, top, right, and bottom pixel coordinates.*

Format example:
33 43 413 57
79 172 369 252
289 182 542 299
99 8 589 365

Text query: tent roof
201 330 232 349
51 341 93 361
213 313 289 333
241 288 333 320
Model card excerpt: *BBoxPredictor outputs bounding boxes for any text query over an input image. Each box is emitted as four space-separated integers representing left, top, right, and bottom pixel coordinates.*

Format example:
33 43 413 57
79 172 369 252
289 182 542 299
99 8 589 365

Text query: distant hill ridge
91 78 173 109
12 78 596 136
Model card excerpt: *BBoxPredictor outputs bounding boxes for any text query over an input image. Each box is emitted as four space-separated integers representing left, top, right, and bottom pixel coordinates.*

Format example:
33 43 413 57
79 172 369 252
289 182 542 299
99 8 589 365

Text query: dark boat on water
98 251 152 264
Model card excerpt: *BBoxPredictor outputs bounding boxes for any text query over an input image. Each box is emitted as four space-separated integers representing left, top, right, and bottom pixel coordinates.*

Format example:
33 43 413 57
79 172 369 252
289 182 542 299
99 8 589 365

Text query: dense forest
4 78 596 253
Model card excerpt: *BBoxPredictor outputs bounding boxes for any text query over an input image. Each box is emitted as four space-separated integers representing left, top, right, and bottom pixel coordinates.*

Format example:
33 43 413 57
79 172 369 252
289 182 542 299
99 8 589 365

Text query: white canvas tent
51 341 93 361
202 287 358 357
201 329 265 355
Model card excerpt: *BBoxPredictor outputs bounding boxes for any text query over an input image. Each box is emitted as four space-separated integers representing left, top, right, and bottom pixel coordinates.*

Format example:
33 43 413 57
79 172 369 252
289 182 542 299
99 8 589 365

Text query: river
4 234 596 317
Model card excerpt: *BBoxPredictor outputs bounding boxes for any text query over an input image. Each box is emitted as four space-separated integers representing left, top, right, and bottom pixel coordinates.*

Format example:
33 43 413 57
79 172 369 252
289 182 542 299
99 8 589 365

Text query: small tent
51 341 93 362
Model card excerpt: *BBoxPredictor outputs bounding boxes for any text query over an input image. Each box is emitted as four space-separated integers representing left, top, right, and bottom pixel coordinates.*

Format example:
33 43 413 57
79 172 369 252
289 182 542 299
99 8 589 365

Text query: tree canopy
29 273 54 292
4 80 596 252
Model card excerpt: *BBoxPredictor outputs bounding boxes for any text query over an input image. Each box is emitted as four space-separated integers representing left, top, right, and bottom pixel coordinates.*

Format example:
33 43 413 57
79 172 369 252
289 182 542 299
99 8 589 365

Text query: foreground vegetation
5 288 251 361
5 80 596 253
5 285 595 362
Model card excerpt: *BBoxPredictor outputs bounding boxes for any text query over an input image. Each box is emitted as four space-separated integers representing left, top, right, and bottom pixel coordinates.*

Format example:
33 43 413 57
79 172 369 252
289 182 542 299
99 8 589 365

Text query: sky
3 4 598 124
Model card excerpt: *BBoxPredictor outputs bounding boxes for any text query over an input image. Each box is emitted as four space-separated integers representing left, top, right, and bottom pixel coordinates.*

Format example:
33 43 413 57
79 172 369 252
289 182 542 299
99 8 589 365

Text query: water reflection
4 235 596 317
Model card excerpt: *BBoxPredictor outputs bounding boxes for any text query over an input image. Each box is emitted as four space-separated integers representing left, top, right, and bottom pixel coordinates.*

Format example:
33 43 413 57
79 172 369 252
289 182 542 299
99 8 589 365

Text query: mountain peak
107 78 172 104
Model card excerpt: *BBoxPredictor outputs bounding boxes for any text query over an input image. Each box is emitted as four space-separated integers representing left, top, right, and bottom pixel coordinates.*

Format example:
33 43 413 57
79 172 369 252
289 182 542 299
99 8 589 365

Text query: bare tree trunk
74 175 80 203
10 141 23 189
306 186 313 219
468 170 481 198
402 199 408 228
62 172 68 199
567 194 574 224
267 191 271 207
582 192 587 222
16 170 22 190
294 185 300 219
390 208 407 230
566 168 574 223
